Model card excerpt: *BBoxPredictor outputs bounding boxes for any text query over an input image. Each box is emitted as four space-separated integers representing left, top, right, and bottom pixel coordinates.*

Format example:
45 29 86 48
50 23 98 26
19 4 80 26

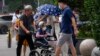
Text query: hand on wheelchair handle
47 35 53 37
44 34 53 38
30 31 34 34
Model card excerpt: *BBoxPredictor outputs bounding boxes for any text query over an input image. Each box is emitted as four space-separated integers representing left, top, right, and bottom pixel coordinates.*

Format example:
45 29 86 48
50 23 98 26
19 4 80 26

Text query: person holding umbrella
55 0 78 56
35 4 61 40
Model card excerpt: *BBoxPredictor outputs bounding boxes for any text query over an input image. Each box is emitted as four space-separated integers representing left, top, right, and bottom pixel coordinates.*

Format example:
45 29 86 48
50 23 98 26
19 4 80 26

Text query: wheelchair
39 35 55 56
29 32 55 56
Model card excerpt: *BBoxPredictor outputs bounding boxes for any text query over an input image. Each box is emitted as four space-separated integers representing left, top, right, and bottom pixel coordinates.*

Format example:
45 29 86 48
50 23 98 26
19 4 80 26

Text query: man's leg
55 33 67 56
68 34 77 56
26 34 34 50
17 35 25 56
69 34 78 54
69 43 77 56
55 46 62 56
55 33 77 56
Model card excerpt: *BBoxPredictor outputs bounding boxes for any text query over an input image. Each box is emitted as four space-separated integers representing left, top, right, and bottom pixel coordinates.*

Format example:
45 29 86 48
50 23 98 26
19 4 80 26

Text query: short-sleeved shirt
12 13 21 23
18 15 34 35
37 28 46 35
36 28 46 38
60 7 74 34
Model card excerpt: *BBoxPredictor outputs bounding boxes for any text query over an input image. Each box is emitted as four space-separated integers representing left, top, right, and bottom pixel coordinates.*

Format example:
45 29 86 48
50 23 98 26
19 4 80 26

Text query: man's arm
19 20 30 33
37 15 48 23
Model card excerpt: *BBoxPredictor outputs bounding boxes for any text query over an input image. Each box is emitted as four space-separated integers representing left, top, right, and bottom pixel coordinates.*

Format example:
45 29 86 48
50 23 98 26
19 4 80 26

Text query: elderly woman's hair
38 21 45 27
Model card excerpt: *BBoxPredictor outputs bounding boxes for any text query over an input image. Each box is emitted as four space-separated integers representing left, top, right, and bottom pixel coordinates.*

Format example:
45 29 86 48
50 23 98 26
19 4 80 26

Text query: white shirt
12 13 21 23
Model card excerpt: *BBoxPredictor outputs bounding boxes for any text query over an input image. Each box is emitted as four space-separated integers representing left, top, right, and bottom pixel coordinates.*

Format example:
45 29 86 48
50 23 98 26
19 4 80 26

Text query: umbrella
34 12 47 21
34 12 43 21
37 4 62 16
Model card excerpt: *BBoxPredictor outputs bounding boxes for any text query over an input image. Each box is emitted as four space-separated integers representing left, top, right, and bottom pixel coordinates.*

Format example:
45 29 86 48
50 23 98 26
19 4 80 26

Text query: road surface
0 34 30 56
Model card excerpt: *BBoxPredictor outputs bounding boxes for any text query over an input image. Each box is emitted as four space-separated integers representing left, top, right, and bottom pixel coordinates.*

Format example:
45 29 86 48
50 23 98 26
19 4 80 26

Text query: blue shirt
37 28 46 35
60 7 74 34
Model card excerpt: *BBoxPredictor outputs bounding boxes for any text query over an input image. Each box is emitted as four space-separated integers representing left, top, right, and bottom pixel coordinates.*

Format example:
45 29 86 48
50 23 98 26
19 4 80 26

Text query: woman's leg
23 41 27 56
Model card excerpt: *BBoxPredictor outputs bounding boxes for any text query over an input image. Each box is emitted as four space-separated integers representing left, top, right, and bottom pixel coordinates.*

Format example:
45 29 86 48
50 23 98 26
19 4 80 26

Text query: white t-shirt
12 13 21 23
59 15 62 22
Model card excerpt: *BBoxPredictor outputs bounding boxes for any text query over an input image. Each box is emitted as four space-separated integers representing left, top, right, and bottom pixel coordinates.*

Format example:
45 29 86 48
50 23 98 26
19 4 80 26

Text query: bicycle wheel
29 50 40 56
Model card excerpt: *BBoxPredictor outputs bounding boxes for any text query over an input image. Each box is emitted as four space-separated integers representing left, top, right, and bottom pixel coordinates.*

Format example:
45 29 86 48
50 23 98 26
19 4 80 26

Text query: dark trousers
72 34 78 46
35 38 48 45
16 34 34 56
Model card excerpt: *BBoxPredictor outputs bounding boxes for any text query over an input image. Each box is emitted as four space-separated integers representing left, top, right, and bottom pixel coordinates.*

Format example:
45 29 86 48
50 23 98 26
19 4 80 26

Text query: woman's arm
36 32 45 38
71 17 79 36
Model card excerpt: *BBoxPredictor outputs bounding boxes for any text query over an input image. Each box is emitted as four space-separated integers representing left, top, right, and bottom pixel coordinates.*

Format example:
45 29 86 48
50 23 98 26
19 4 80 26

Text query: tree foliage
6 0 36 12
79 0 100 46
6 0 56 12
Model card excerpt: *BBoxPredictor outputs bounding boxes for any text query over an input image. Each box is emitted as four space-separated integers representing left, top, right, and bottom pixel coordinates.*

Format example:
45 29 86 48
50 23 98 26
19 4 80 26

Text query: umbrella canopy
34 12 43 21
37 4 62 16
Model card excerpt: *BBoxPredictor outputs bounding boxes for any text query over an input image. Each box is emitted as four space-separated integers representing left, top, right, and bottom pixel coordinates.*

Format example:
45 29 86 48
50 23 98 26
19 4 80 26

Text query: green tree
79 0 100 46
6 0 56 12
7 0 21 12
6 0 36 12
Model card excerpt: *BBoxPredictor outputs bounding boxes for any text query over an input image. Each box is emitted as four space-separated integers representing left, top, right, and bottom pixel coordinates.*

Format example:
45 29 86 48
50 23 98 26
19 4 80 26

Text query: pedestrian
68 8 79 55
73 8 80 25
12 9 21 34
13 9 29 56
11 9 21 44
55 0 78 56
72 8 79 46
16 5 35 56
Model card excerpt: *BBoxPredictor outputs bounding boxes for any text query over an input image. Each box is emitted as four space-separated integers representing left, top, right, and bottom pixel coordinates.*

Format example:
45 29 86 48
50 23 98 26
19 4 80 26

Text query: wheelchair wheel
40 50 46 56
29 50 40 56
40 50 53 56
